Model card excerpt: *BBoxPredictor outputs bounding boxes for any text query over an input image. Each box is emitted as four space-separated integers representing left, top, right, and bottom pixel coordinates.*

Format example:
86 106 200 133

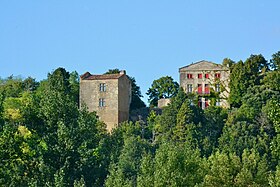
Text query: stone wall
158 98 171 108
80 78 119 131
79 73 131 132
118 75 131 124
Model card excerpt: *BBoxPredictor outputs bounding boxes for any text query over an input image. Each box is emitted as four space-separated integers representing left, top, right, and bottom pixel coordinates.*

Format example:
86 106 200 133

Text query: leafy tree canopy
146 76 179 107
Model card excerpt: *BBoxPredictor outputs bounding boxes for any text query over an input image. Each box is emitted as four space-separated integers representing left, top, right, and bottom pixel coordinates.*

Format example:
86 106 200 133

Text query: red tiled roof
81 72 125 80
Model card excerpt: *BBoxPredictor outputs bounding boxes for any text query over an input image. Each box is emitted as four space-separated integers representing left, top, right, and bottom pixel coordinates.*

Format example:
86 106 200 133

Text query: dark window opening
215 73 221 79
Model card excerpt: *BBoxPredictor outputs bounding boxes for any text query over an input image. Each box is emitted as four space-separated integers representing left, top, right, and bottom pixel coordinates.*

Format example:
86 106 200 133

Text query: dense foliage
147 76 179 107
0 51 279 186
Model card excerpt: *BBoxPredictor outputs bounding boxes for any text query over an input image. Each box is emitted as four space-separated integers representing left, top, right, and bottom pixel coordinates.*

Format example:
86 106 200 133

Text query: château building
179 60 230 108
79 70 131 131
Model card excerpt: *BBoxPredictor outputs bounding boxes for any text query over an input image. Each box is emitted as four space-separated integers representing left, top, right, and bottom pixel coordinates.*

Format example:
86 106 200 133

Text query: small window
205 98 209 108
198 98 202 108
187 74 193 79
197 84 202 94
189 99 194 106
198 73 203 79
216 99 220 106
187 84 193 93
99 98 105 107
215 73 221 79
215 84 220 92
205 74 209 79
99 83 106 92
205 84 210 94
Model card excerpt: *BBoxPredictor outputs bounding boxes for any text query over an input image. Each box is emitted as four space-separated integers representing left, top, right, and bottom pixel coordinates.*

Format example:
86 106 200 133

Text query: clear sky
1 1 280 103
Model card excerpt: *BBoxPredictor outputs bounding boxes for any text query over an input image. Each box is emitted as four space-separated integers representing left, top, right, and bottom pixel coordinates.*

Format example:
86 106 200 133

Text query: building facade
79 71 131 131
179 60 230 108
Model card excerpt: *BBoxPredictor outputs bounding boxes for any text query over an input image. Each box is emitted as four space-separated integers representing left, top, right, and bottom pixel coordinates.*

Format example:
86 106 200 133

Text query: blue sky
1 1 280 103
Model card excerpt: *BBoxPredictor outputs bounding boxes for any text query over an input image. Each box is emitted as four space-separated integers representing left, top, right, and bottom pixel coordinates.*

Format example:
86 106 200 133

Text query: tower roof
80 71 127 80
179 60 228 72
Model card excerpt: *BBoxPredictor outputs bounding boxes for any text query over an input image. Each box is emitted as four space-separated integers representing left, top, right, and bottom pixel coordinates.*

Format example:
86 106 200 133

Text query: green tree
37 68 110 186
264 99 280 165
74 176 86 187
262 70 280 92
235 149 269 186
228 60 246 107
48 67 71 94
23 76 39 92
20 91 43 134
137 153 155 187
269 165 280 187
69 71 80 104
147 76 179 107
105 136 151 187
270 51 280 70
0 92 4 125
200 106 228 156
154 88 187 142
242 84 279 116
0 124 47 186
129 77 146 110
173 100 194 141
105 69 122 74
200 151 241 186
76 108 109 186
229 54 269 107
222 58 235 69
3 97 23 124
218 106 270 157
200 149 269 186
154 142 205 187
39 68 79 129
244 54 268 76
0 75 24 98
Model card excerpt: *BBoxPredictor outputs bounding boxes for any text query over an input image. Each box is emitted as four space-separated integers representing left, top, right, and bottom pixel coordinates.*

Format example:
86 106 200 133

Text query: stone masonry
79 71 131 132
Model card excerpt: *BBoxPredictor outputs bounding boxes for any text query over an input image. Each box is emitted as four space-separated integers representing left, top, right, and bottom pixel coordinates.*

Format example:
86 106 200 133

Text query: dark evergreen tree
228 60 246 107
47 67 71 94
270 51 280 70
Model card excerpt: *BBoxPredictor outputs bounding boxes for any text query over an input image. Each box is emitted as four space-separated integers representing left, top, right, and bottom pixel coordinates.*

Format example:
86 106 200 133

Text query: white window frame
99 83 106 92
216 99 220 106
215 84 220 92
187 84 193 93
99 98 105 107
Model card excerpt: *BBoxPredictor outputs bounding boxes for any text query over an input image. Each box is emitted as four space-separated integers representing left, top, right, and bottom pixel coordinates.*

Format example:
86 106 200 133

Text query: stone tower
79 70 131 131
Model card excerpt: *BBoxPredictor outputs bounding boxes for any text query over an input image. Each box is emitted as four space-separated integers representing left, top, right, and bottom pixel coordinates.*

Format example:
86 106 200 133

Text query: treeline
0 51 279 186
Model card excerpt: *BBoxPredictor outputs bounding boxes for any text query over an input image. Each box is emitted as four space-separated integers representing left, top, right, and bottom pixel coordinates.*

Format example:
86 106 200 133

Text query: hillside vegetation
0 52 280 186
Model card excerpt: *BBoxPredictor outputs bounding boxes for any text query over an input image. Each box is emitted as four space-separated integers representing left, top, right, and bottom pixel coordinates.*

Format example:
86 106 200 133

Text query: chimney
120 70 126 75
